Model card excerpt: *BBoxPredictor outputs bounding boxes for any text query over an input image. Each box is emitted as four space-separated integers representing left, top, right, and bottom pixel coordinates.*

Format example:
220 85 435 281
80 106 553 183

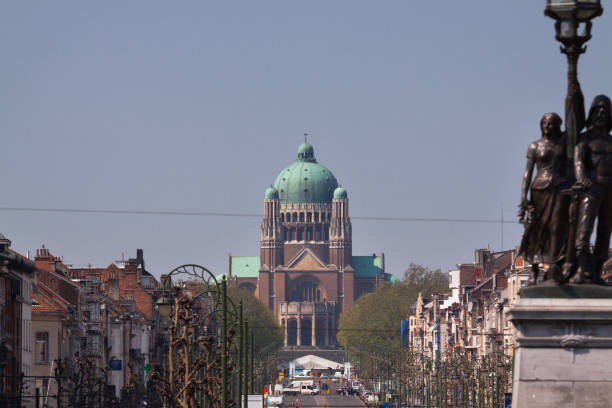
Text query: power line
0 206 520 224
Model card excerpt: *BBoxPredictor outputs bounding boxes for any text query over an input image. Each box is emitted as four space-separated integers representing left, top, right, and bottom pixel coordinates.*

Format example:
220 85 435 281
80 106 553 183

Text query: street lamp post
544 0 603 164
154 265 241 408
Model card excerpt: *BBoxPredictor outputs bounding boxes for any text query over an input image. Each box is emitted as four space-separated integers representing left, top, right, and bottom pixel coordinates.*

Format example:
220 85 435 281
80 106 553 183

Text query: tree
337 282 419 353
402 263 448 298
226 287 284 357
337 263 448 354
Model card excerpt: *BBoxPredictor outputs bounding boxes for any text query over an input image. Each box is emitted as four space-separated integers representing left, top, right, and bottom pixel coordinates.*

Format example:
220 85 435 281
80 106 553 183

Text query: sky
1 1 611 280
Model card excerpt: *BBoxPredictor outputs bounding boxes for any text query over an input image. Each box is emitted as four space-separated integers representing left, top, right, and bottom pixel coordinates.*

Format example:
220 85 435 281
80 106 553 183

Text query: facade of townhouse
406 248 527 362
0 233 36 407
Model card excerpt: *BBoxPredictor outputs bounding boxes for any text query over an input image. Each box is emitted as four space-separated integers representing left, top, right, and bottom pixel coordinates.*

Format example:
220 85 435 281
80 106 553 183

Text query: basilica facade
227 142 396 350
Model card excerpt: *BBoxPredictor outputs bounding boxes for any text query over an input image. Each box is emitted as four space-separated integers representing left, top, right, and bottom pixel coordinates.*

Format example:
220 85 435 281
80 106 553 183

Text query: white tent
286 354 343 370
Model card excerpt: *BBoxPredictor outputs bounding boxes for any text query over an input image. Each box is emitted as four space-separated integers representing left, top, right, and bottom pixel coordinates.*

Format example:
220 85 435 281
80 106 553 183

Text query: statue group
519 94 612 285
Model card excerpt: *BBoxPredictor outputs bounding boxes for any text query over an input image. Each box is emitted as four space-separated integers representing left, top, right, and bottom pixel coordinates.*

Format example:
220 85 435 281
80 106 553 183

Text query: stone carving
552 322 594 349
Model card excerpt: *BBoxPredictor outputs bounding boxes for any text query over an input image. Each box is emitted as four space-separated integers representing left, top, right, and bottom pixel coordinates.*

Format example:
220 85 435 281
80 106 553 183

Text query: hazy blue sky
2 1 611 279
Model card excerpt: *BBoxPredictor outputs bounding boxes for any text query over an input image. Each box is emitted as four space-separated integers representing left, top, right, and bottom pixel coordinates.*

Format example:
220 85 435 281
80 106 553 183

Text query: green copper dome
273 143 339 203
264 186 279 199
333 186 347 199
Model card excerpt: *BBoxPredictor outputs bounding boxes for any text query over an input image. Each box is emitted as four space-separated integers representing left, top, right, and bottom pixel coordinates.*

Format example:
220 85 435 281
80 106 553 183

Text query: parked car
336 386 347 395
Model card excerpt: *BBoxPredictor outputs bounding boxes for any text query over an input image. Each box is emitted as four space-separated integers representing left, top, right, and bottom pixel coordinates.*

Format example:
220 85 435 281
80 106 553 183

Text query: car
347 387 360 396
336 386 347 395
366 393 379 403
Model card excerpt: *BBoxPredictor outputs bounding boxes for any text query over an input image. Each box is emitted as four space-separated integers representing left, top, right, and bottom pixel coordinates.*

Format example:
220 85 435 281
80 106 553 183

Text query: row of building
406 247 612 360
0 233 164 407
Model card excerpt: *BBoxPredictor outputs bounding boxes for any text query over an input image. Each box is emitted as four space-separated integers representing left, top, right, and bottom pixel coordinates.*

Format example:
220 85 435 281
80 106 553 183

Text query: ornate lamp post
544 0 603 161
153 265 243 408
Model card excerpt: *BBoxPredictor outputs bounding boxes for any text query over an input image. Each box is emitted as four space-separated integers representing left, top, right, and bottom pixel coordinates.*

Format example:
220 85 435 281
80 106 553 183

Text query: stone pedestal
507 284 612 408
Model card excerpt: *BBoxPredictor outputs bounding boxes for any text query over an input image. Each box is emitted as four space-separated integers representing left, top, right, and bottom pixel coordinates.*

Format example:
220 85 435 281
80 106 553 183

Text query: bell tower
329 187 352 268
260 186 283 269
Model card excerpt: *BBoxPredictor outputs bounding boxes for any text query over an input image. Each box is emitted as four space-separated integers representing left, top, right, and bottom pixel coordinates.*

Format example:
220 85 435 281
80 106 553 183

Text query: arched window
314 212 319 222
306 228 312 241
289 279 321 302
307 212 312 222
324 228 329 241
280 213 285 222
239 282 256 294
292 213 298 222
299 213 304 223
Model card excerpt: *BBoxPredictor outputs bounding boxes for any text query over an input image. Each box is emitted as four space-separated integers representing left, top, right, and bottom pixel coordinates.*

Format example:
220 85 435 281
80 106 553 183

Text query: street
281 393 365 408
279 382 366 408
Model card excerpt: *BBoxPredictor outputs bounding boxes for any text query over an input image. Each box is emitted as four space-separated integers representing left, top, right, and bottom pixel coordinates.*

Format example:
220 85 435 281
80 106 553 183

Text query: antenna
304 132 308 143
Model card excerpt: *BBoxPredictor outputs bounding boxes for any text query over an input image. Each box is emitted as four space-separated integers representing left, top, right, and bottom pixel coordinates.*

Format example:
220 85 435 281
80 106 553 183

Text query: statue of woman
518 112 570 285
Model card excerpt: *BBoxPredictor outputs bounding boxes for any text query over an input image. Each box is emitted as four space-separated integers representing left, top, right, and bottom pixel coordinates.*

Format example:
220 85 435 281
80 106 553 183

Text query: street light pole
544 0 603 168
250 332 255 394
221 277 228 408
243 321 248 408
238 302 243 408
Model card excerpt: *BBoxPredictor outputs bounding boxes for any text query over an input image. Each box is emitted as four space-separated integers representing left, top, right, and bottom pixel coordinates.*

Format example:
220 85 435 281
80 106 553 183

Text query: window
36 332 49 364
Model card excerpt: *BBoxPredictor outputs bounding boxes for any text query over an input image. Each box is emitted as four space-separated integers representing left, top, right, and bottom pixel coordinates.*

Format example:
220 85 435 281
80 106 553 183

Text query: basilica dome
272 142 339 203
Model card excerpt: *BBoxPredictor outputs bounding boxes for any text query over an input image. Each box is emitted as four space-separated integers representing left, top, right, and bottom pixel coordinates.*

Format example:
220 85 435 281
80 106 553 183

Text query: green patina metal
352 255 385 278
272 143 339 203
219 256 261 280
264 186 278 199
225 255 397 282
333 186 347 199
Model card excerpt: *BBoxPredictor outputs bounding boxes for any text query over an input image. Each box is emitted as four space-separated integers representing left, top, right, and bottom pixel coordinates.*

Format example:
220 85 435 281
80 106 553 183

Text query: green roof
228 256 260 278
226 255 392 282
353 255 384 278
273 143 339 203
385 273 400 284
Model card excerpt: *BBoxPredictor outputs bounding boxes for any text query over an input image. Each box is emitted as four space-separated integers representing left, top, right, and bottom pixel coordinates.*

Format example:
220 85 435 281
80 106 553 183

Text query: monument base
508 284 612 408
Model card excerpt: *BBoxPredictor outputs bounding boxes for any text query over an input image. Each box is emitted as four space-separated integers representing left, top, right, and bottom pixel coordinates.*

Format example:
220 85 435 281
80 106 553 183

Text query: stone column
283 310 288 346
297 313 301 346
312 314 317 347
324 315 329 346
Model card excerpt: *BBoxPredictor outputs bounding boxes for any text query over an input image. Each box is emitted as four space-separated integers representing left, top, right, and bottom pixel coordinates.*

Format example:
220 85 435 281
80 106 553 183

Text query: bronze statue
570 95 612 284
519 113 570 285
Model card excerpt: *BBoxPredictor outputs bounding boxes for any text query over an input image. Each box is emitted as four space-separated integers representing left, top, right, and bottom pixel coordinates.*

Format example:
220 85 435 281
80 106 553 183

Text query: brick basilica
227 142 396 352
